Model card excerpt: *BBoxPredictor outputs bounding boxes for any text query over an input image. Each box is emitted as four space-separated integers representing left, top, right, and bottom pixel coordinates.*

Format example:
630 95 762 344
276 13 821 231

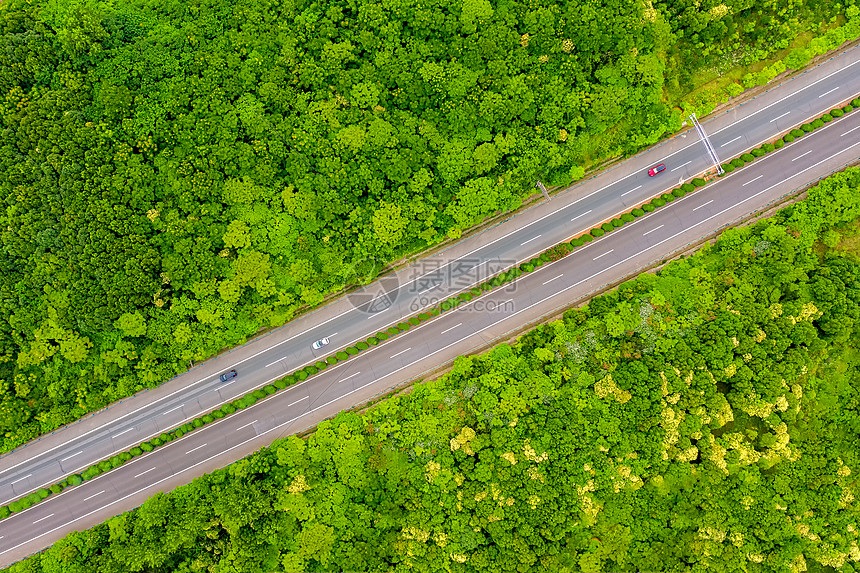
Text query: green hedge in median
5 98 858 523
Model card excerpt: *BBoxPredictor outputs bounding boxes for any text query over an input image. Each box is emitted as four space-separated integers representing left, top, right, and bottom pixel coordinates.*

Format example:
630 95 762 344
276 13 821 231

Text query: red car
648 164 666 176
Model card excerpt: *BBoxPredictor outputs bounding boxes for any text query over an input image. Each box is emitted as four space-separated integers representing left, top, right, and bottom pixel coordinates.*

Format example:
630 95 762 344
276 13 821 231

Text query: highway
0 44 859 566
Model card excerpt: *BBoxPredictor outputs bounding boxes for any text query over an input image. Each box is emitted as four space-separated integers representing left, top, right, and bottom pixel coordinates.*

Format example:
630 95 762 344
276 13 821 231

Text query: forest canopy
0 0 855 451
5 166 860 573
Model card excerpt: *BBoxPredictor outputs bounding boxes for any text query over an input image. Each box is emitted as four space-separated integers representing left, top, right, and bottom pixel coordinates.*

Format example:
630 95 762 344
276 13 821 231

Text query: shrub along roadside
2 98 856 521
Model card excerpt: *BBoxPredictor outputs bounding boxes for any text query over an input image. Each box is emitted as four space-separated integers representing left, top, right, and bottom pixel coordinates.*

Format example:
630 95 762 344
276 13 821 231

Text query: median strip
1 95 859 524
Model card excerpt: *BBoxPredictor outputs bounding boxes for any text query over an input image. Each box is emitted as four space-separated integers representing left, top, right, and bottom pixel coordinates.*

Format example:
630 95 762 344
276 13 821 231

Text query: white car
311 337 330 350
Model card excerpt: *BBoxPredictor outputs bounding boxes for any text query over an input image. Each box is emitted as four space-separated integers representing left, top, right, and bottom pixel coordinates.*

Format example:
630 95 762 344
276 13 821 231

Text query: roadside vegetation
3 98 856 519
0 0 858 455
6 166 860 573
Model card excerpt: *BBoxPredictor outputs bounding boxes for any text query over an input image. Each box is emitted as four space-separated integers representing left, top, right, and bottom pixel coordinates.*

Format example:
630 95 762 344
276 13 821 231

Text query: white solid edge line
692 200 714 211
19 50 860 485
5 135 860 555
5 55 858 482
430 143 860 352
0 374 384 556
709 56 854 134
12 305 497 534
8 112 860 519
0 231 690 522
742 175 764 186
3 59 859 523
550 142 860 294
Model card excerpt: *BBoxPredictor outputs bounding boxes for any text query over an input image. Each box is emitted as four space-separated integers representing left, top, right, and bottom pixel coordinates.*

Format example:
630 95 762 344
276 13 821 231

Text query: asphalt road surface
1 45 860 566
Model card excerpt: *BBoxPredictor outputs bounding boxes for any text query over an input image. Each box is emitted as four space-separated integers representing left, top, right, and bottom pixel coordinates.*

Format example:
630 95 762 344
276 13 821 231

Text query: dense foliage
658 0 849 88
7 168 860 573
0 0 854 452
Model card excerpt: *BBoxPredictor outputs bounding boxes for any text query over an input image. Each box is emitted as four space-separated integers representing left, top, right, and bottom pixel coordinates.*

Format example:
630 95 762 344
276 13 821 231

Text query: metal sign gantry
689 113 724 175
